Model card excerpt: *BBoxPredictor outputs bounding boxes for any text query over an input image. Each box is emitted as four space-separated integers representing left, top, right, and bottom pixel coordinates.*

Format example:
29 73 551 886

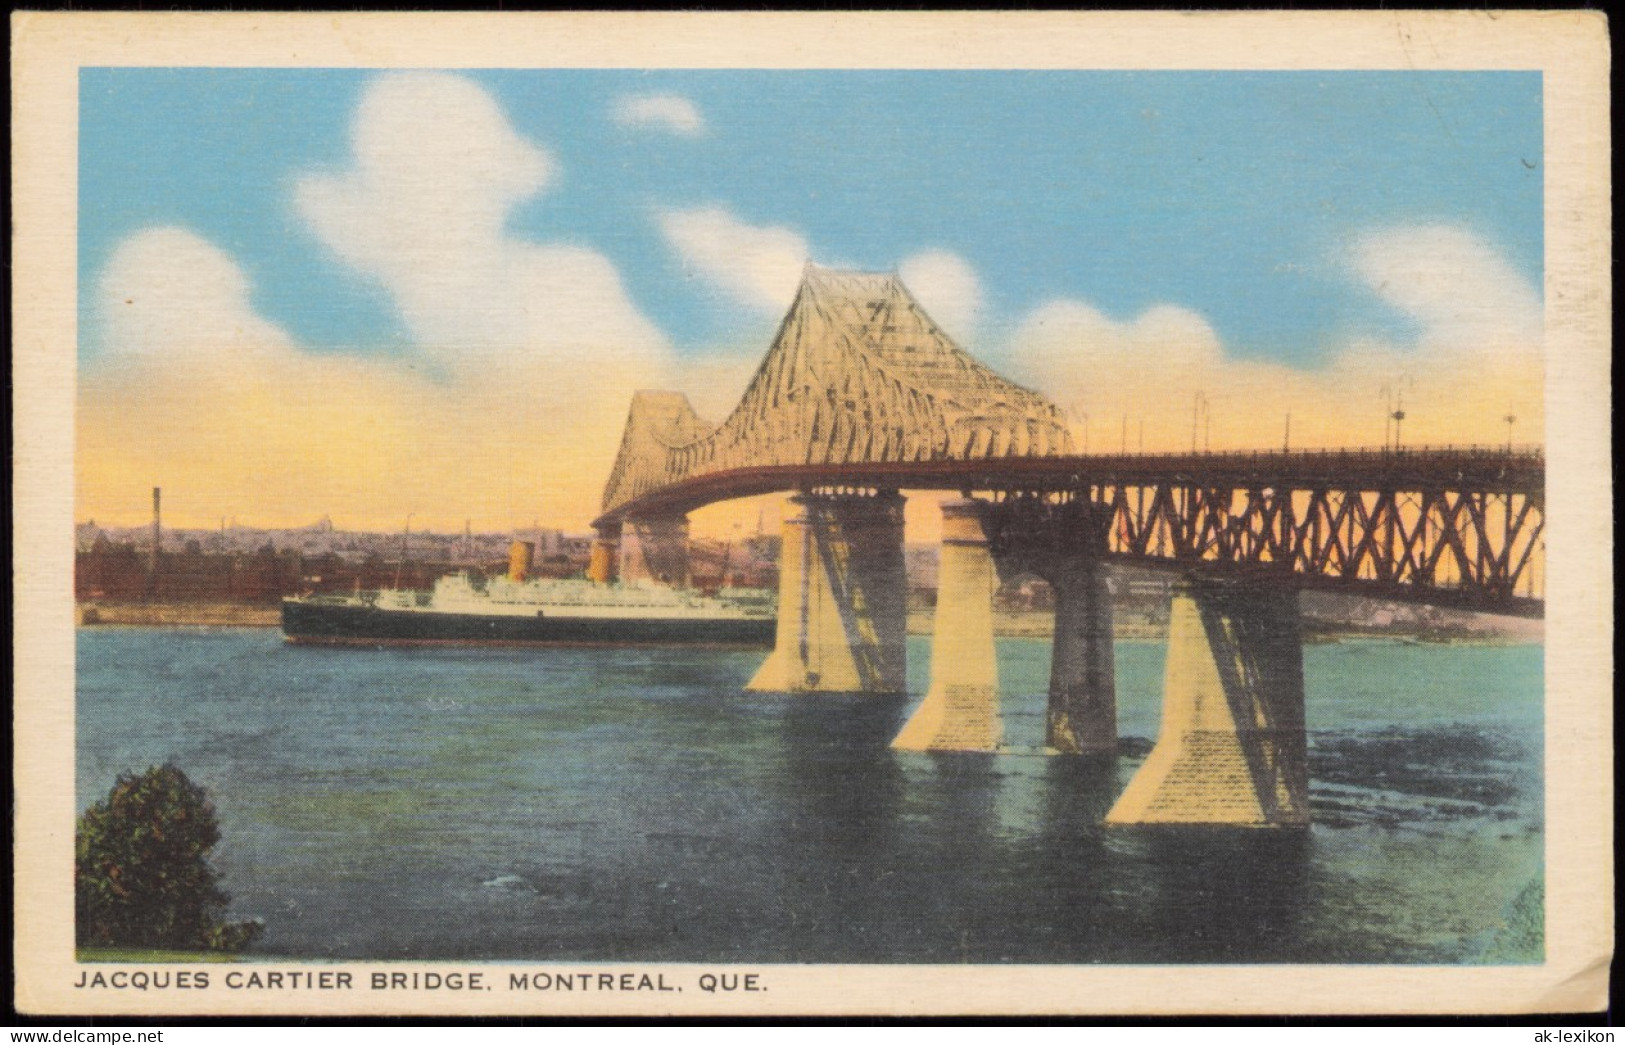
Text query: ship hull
282 599 776 648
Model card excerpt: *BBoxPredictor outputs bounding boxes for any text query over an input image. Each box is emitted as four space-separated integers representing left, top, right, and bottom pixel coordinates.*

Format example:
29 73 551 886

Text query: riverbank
79 602 280 627
81 602 1149 639
83 602 1083 636
78 600 1541 645
905 609 1168 639
77 947 240 963
904 610 1539 643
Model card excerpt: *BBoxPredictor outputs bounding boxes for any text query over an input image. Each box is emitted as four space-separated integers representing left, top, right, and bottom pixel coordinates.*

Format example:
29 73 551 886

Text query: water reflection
1107 827 1311 963
1041 752 1123 829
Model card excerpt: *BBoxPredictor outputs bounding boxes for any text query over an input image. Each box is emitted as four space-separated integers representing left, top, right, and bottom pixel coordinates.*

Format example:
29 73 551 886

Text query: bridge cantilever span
598 264 1073 523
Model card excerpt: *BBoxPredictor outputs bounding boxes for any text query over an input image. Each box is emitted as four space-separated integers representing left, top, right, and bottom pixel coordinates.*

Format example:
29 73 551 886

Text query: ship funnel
508 540 535 583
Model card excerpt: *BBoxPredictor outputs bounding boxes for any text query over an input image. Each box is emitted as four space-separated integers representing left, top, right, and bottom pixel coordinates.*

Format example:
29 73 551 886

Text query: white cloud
1351 224 1542 355
294 72 669 371
1008 301 1233 450
1007 222 1544 452
659 206 810 313
80 73 706 532
82 224 670 532
295 73 549 295
613 94 706 137
899 249 983 343
1012 299 1224 377
97 227 298 366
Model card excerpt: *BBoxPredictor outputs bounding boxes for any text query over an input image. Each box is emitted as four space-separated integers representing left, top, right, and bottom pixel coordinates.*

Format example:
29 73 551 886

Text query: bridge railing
1060 443 1544 461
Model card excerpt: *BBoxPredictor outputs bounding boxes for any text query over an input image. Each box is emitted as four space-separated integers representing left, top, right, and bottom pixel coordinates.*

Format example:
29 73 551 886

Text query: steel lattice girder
600 265 1072 517
593 450 1545 616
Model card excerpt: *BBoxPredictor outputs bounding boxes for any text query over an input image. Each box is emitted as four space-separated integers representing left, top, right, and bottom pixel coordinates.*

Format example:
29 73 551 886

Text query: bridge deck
594 447 1544 526
594 447 1544 618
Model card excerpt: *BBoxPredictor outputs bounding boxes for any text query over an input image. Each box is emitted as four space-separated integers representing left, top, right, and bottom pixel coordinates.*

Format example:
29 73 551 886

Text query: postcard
10 11 1612 1017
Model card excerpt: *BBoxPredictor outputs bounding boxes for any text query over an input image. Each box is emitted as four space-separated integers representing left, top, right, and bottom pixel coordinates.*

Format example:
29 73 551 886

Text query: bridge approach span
594 447 1544 617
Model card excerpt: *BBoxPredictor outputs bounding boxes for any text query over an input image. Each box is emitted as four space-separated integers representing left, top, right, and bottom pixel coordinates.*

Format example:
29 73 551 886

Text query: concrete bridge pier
1106 577 1309 827
892 498 1002 752
619 515 691 588
1045 552 1117 755
747 490 907 694
978 497 1117 755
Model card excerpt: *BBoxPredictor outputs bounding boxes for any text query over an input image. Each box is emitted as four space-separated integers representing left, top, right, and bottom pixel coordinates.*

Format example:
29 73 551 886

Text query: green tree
75 763 263 952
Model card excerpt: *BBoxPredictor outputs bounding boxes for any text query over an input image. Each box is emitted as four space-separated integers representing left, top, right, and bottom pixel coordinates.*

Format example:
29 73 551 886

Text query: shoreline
78 601 1542 645
79 602 281 628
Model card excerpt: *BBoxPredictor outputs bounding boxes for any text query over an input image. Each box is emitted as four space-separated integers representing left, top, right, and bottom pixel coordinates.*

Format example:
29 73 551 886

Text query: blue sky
80 68 1541 367
76 68 1547 530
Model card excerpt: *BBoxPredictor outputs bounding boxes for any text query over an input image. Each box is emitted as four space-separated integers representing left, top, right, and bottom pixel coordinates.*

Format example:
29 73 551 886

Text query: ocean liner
282 571 776 648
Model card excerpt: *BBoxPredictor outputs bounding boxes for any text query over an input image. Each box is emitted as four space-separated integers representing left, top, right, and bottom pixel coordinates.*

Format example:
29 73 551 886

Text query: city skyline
77 69 1545 533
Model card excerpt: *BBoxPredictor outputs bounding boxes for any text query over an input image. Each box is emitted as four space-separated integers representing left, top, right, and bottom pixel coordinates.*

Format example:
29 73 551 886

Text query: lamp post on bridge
1069 405 1090 454
1382 379 1413 452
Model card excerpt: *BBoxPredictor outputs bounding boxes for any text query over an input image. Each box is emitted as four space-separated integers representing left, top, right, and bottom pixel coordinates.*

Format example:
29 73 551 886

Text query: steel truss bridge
592 264 1546 820
596 266 1542 617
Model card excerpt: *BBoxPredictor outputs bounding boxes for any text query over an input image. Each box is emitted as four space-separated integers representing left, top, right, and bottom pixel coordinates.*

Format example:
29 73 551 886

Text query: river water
76 628 1543 964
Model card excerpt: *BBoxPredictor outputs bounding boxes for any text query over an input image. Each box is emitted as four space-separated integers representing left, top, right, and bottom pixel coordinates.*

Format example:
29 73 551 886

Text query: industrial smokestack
148 487 161 598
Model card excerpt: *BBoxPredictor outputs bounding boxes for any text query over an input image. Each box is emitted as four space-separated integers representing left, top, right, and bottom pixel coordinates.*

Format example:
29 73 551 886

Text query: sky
76 69 1545 535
